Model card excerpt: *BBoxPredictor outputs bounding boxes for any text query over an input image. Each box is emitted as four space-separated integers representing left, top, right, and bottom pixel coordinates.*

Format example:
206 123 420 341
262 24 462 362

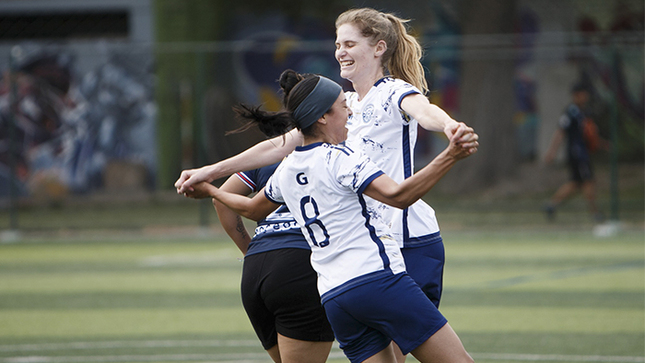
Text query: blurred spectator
543 83 609 222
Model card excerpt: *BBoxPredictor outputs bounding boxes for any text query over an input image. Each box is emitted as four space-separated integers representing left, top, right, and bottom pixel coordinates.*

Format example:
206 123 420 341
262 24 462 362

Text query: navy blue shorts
241 248 335 349
402 238 445 308
323 272 447 363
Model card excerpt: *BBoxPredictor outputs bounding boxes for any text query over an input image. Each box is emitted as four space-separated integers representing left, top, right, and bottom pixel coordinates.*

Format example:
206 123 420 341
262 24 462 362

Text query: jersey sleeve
392 79 422 111
334 146 384 194
235 162 281 192
264 174 284 204
235 171 257 192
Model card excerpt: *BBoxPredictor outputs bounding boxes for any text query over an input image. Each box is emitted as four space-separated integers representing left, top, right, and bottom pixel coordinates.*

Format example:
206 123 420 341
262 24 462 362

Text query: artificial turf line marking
0 340 260 352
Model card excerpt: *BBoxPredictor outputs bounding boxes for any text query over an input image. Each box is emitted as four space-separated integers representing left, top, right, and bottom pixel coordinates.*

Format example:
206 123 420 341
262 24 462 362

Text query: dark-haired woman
185 70 475 363
209 73 337 363
213 162 334 363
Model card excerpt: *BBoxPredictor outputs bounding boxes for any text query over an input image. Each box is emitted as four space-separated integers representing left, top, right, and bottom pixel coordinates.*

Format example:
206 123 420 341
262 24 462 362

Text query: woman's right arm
175 129 303 193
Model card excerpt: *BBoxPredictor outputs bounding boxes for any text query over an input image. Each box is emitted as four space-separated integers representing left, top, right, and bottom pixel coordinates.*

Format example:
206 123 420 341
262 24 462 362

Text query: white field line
3 353 271 362
0 340 259 352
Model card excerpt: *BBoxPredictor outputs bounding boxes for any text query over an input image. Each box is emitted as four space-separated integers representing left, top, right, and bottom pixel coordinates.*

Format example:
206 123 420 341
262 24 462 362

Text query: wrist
203 164 222 182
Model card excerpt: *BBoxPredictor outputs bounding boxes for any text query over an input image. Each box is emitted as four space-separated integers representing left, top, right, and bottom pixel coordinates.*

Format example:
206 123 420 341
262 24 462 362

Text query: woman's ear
318 115 327 125
375 40 387 57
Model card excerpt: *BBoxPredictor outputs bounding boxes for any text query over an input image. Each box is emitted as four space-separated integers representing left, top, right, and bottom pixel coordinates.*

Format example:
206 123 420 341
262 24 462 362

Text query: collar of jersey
374 76 392 87
295 142 326 151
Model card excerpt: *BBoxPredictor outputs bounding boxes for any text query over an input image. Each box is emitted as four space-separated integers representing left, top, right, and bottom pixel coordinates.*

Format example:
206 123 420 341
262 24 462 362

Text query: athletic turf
0 228 641 363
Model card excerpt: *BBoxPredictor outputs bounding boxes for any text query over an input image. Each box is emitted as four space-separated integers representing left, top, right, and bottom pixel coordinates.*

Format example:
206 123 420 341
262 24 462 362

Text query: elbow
387 193 414 210
391 199 412 210
215 202 263 223
230 206 261 222
245 210 265 222
375 187 416 210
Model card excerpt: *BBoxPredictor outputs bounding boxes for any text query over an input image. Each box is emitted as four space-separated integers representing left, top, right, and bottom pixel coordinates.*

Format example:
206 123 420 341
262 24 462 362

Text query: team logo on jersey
362 104 376 123
296 172 308 185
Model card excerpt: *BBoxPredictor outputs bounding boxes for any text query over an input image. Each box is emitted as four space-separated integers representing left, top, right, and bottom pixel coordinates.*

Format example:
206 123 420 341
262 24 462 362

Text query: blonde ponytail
336 8 428 94
385 14 428 94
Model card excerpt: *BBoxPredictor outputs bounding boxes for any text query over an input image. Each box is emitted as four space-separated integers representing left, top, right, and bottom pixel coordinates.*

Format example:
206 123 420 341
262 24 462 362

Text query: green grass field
0 193 643 363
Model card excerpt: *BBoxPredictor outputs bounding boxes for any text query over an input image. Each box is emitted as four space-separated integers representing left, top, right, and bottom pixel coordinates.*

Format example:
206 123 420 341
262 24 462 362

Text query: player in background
185 71 476 363
544 83 608 222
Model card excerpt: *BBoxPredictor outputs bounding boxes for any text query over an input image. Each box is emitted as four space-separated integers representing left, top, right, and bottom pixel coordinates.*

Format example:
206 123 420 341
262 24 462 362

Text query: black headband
292 76 343 129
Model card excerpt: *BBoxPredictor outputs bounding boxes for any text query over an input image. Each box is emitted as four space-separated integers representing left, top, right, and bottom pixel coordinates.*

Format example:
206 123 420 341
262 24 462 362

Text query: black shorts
241 248 335 349
569 158 594 183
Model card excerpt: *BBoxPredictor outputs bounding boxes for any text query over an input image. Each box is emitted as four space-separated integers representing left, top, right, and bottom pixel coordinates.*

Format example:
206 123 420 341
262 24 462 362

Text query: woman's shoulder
376 77 410 87
375 77 420 98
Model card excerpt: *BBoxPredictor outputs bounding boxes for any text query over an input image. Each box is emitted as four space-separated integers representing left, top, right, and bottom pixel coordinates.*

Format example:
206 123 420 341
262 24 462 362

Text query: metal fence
0 3 642 220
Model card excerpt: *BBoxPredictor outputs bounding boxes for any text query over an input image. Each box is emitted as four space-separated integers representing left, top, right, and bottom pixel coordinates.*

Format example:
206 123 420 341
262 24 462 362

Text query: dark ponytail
228 103 293 138
227 69 322 138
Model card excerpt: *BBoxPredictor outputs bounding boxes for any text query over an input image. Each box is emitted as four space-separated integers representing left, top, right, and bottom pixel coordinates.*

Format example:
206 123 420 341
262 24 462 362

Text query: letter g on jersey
296 172 308 185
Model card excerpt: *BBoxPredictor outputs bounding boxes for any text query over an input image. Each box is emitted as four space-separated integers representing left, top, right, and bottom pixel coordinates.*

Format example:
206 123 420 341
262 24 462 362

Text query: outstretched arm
212 176 254 255
401 93 478 154
188 182 280 222
175 129 303 193
363 124 477 209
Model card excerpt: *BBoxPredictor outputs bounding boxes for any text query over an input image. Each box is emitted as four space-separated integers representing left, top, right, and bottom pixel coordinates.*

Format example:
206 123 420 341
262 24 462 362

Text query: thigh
410 323 473 363
241 253 277 350
401 240 445 307
260 248 335 342
277 333 333 363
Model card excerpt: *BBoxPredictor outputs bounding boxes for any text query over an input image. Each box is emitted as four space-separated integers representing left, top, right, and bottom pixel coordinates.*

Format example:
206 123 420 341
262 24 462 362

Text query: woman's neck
302 132 343 146
352 69 385 100
302 136 324 146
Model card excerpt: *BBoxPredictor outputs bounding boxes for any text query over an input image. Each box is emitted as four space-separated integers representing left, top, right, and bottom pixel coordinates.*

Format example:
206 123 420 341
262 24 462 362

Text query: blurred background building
0 0 642 204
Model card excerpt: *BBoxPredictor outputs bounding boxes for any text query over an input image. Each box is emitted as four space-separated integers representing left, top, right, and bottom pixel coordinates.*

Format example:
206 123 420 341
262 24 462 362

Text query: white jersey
345 77 440 247
265 142 406 299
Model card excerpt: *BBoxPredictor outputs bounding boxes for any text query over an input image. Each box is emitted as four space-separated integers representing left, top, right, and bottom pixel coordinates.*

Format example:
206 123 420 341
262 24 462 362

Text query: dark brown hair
228 69 322 138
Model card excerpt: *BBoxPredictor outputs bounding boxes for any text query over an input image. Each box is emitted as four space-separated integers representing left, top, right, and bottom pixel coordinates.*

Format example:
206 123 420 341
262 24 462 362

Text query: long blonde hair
336 8 428 94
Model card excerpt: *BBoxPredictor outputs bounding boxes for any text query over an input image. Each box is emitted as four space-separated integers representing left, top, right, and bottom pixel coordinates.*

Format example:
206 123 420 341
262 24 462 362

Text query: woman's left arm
363 124 476 209
187 183 280 222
